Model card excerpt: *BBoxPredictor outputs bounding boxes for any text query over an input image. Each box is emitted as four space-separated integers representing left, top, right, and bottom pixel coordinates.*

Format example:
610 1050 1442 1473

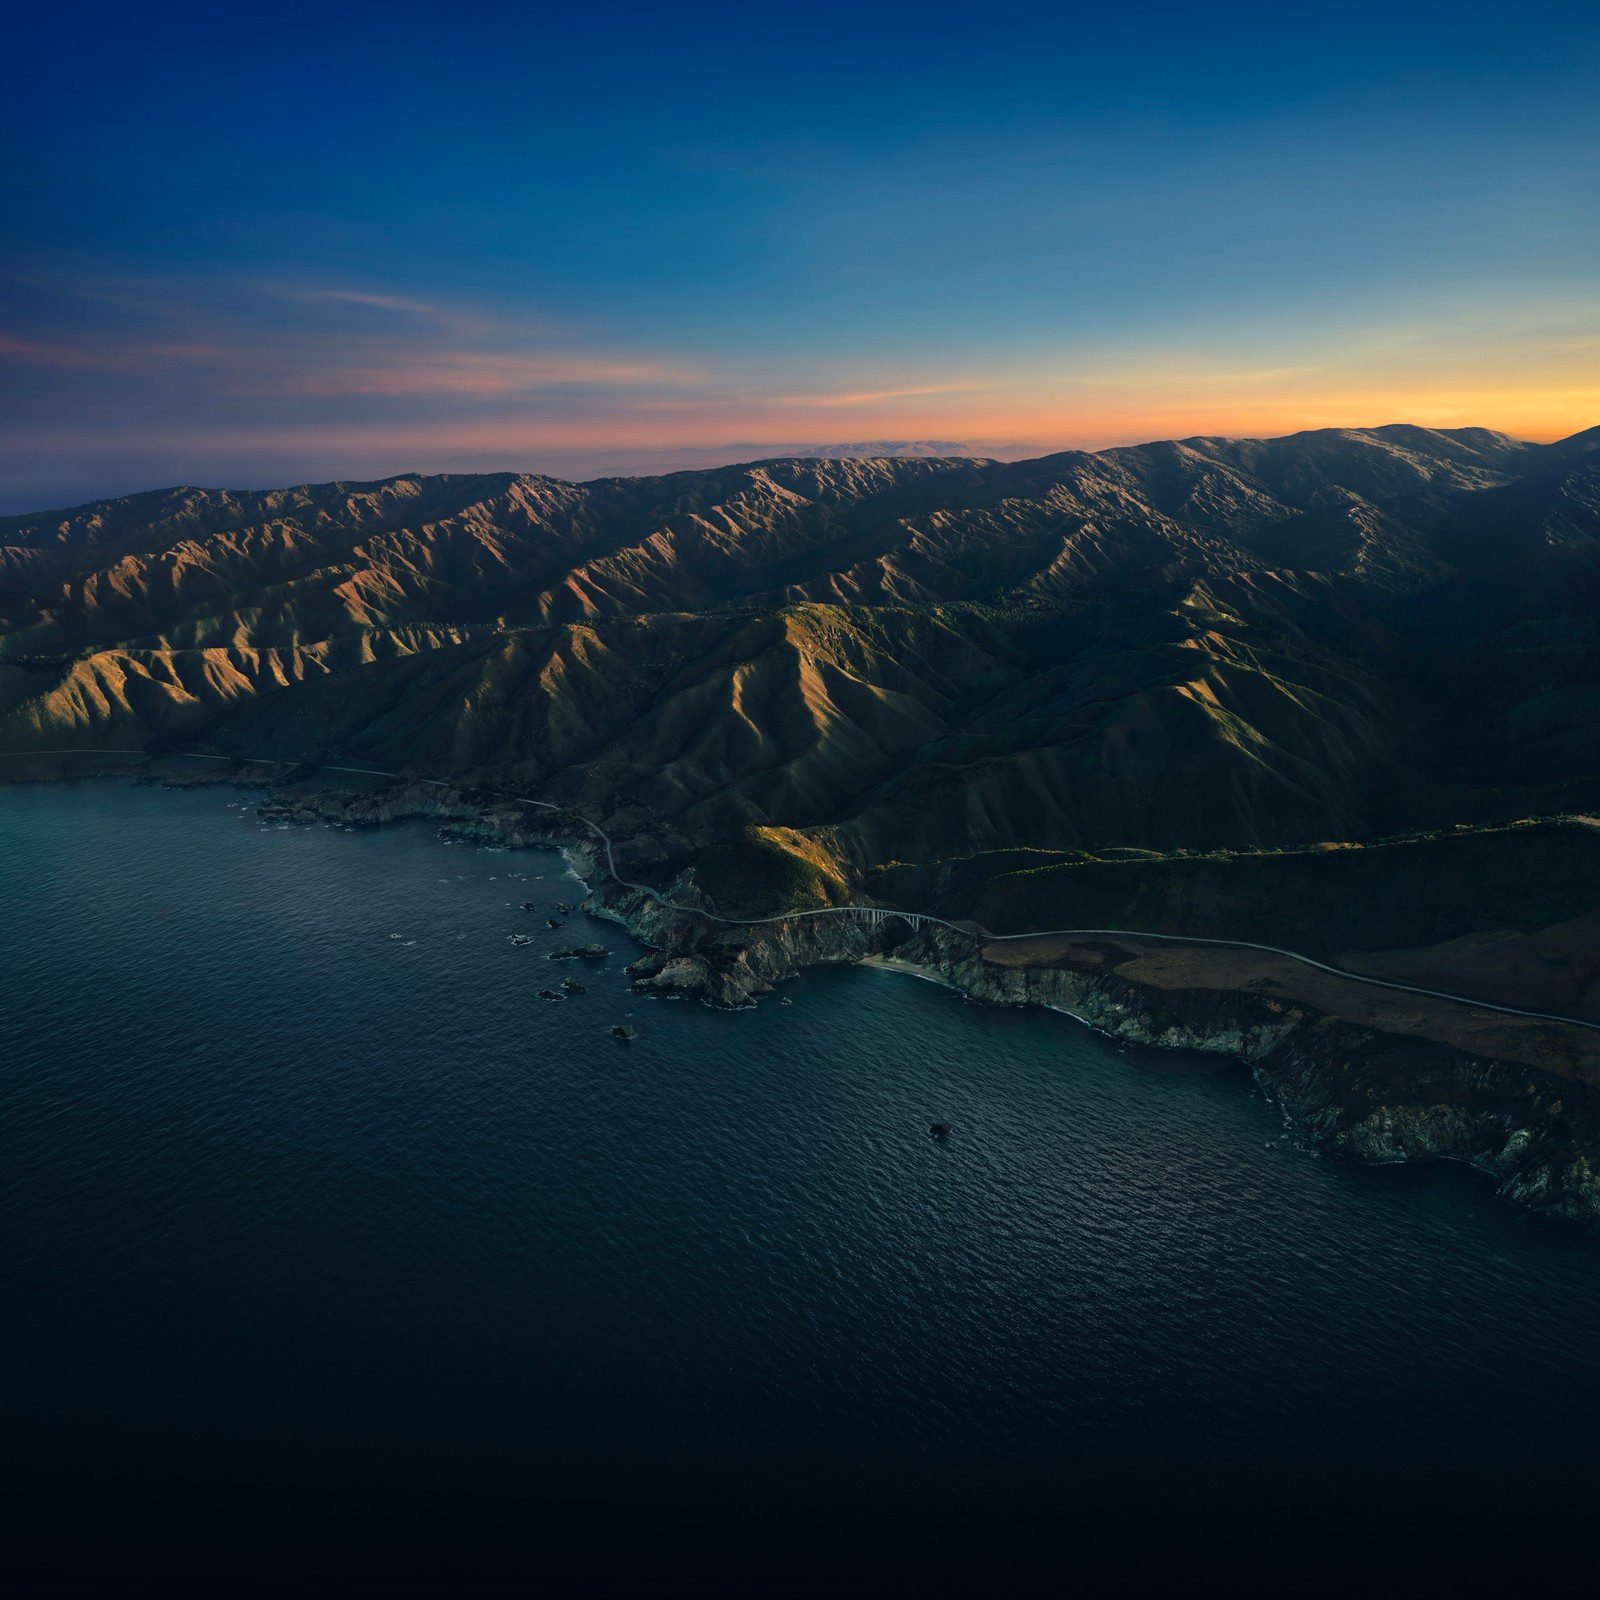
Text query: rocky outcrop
592 876 958 1006
250 780 603 876
958 944 1600 1227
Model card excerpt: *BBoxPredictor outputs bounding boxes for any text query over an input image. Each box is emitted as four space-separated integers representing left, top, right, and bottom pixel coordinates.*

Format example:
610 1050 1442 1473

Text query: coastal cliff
956 942 1600 1227
149 769 1600 1230
591 879 1600 1229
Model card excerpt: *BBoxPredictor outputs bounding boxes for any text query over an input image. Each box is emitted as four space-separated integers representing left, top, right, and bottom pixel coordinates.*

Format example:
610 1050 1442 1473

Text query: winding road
14 747 1600 1034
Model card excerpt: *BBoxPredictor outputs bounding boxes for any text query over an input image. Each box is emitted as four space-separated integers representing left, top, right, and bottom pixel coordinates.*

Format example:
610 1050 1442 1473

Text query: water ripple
3 778 1597 1571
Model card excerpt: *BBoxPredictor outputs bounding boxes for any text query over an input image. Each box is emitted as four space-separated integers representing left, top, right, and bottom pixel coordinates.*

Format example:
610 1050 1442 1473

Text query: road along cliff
592 870 1600 1229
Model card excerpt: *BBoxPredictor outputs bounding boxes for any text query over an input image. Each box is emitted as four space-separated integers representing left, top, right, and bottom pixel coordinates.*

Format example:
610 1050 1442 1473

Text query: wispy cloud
1 331 227 371
772 383 976 406
2 276 704 401
283 351 703 397
0 332 102 368
298 289 439 314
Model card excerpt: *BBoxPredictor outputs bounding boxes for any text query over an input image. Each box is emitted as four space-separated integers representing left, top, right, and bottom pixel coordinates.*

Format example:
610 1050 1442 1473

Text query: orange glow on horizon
5 288 1593 493
43 386 1582 464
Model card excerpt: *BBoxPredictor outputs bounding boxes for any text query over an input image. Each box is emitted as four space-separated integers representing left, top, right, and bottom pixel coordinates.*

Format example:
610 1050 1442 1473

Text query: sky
1 0 1596 509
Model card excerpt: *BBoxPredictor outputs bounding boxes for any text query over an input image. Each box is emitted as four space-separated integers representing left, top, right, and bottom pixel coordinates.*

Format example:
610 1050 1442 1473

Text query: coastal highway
507 794 1600 1034
17 747 1600 1034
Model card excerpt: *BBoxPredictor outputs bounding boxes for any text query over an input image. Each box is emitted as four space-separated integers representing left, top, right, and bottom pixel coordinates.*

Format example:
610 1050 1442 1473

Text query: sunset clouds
2 0 1595 507
2 264 1594 507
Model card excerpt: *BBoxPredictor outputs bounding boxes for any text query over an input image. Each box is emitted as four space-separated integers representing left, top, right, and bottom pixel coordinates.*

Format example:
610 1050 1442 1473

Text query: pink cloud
0 332 228 371
0 332 100 368
282 352 705 397
1 323 702 399
772 383 976 406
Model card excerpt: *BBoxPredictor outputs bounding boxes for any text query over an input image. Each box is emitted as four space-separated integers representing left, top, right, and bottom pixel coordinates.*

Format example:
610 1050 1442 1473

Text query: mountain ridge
3 422 1596 973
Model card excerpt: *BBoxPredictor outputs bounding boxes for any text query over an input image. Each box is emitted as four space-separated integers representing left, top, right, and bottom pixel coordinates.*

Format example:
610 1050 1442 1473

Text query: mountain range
4 423 1597 998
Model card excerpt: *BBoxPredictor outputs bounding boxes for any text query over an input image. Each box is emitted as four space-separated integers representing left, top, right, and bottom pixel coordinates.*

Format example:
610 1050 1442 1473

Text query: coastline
348 777 1600 1230
11 759 1600 1230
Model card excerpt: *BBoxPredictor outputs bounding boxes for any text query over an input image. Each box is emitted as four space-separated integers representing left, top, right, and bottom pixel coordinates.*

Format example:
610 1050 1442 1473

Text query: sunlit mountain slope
3 424 1596 925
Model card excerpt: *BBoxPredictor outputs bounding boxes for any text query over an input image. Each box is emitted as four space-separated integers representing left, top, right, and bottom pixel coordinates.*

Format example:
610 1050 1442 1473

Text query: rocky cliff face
590 885 1600 1228
254 777 603 871
951 948 1600 1227
199 773 1600 1230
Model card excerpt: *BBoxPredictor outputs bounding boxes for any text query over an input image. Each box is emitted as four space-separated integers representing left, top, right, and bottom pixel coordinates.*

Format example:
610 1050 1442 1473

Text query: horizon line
5 418 1594 519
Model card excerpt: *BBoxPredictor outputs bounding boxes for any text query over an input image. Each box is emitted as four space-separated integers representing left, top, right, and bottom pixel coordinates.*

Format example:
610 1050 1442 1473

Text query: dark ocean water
4 779 1598 1582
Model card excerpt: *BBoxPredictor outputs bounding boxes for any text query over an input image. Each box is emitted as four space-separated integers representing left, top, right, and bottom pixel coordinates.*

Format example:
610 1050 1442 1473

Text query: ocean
4 779 1597 1582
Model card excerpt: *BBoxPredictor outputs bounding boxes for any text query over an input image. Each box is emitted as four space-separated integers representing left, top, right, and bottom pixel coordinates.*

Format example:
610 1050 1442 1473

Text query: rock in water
929 1123 952 1139
550 944 609 961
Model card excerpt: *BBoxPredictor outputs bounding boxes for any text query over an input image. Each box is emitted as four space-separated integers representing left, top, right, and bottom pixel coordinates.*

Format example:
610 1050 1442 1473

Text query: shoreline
857 954 963 992
9 761 1600 1230
11 747 1592 1032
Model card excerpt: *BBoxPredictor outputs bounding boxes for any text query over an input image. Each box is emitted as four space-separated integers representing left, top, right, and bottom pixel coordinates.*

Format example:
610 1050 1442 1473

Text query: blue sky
1 0 1595 507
